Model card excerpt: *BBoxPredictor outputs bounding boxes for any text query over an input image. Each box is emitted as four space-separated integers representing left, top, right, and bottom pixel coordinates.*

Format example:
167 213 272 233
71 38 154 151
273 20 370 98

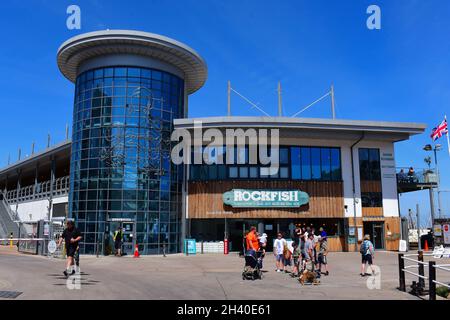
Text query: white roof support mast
226 81 335 119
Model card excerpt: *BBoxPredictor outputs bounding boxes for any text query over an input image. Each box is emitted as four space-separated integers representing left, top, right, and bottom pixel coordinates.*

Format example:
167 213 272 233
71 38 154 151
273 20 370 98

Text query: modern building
0 30 432 254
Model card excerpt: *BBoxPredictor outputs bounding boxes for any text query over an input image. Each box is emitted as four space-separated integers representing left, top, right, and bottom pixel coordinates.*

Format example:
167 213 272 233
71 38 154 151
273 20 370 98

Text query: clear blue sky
0 0 449 225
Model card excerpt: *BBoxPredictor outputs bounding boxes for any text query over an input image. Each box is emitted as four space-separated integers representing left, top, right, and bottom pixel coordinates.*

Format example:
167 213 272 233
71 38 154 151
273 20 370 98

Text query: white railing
5 176 69 204
399 250 450 300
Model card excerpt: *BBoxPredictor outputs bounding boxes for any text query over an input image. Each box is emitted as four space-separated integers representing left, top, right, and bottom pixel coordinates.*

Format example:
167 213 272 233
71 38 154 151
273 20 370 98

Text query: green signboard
223 189 309 208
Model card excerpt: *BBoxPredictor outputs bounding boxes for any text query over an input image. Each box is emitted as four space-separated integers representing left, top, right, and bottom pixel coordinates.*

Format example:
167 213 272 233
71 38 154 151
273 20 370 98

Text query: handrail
399 250 450 300
4 176 70 204
0 191 17 221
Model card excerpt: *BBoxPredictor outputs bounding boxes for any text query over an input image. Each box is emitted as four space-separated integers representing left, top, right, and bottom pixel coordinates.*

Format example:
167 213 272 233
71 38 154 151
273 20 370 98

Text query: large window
189 146 341 181
361 192 383 207
70 66 185 255
359 148 381 181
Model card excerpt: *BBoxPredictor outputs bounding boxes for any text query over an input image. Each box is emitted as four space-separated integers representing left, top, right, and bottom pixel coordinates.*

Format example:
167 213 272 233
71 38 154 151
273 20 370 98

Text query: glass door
372 223 385 250
122 222 135 256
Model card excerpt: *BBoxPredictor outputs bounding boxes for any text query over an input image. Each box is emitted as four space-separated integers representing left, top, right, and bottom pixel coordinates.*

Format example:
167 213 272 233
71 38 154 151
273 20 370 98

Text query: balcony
4 176 70 204
397 167 438 193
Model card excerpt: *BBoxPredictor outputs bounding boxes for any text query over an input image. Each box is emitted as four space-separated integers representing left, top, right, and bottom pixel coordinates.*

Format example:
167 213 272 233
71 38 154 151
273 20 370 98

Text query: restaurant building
175 117 426 252
0 30 427 254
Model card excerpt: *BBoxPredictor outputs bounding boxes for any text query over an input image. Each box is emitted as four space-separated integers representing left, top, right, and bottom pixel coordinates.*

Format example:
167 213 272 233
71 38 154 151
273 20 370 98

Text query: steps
0 196 20 238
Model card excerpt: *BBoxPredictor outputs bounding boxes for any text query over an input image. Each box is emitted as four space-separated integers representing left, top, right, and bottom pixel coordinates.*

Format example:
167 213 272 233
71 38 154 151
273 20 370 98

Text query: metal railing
396 167 438 184
5 176 69 204
398 250 450 300
0 191 18 221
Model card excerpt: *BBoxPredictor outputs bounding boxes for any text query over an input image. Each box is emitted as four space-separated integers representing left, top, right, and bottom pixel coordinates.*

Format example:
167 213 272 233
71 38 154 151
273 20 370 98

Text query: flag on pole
430 117 448 141
446 115 450 156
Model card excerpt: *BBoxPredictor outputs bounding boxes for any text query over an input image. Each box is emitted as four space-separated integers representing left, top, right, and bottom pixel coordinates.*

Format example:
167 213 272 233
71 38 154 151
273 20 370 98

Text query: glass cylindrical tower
57 30 207 254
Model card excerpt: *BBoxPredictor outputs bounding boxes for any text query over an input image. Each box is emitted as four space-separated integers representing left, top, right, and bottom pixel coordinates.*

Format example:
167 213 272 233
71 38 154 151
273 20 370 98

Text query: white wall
10 195 68 222
355 141 399 217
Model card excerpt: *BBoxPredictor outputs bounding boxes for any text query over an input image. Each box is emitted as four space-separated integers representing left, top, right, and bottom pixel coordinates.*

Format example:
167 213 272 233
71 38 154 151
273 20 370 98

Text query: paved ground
0 246 441 300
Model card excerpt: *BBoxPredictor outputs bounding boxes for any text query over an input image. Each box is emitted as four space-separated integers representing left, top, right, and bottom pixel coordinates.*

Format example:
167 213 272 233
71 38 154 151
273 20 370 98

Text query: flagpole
446 115 450 156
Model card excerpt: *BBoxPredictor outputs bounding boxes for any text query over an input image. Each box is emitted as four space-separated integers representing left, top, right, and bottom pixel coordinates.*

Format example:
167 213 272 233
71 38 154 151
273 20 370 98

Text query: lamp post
423 144 443 224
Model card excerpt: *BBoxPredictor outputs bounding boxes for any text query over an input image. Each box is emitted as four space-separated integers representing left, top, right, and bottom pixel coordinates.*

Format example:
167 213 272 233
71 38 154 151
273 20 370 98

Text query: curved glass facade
69 66 185 254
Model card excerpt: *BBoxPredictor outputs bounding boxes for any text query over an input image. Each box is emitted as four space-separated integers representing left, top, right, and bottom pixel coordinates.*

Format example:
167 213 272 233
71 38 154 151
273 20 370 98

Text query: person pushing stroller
242 227 263 280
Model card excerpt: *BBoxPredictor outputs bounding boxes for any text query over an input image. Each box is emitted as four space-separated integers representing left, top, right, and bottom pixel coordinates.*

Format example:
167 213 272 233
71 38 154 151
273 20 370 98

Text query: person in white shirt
258 233 268 250
273 233 286 272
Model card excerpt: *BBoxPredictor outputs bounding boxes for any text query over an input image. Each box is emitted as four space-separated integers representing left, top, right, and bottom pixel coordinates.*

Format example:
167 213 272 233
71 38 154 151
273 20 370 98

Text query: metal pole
277 82 282 117
227 81 231 116
417 204 421 251
434 148 443 219
47 133 51 148
331 84 336 119
418 250 425 291
429 188 436 229
224 217 228 239
428 261 436 300
31 142 35 155
66 124 69 140
398 253 406 291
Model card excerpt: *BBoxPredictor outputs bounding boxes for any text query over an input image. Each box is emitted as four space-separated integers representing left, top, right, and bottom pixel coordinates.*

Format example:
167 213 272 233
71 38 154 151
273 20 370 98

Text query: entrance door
363 222 385 250
122 222 135 255
108 221 135 256
372 223 384 250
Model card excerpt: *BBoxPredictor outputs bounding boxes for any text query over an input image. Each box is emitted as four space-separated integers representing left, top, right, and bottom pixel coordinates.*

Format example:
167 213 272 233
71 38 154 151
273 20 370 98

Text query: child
283 243 292 273
291 241 302 277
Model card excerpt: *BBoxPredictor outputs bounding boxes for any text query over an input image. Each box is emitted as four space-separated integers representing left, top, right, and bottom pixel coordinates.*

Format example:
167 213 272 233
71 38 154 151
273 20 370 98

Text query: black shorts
362 254 373 265
66 246 78 257
115 241 122 250
318 253 327 265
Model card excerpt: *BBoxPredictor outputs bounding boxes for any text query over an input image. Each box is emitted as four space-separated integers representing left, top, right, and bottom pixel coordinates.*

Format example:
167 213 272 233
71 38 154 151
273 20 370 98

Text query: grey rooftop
57 29 208 94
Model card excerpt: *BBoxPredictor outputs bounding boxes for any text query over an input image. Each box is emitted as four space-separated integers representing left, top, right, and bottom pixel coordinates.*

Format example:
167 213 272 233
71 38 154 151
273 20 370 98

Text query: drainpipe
350 132 365 252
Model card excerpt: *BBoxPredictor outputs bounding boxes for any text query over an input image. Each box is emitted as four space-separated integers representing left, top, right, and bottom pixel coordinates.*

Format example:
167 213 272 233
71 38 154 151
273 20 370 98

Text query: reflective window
359 148 381 181
301 147 311 180
189 146 342 181
361 192 383 207
70 66 184 255
291 147 301 180
321 148 331 180
311 148 321 180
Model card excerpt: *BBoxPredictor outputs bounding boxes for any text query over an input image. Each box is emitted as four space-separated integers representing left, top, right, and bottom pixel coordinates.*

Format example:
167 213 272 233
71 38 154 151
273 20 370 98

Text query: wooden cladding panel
188 180 344 219
384 217 401 251
360 180 382 193
362 207 384 217
327 237 346 252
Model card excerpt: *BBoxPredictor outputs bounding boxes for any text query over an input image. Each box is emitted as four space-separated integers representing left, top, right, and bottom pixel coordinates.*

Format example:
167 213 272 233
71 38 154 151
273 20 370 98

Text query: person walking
291 241 302 277
318 236 329 276
304 233 315 272
57 220 82 277
245 226 259 254
273 232 286 272
113 226 124 256
360 234 375 276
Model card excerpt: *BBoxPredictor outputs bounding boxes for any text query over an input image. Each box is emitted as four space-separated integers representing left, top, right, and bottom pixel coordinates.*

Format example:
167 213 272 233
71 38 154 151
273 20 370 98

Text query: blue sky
0 0 449 225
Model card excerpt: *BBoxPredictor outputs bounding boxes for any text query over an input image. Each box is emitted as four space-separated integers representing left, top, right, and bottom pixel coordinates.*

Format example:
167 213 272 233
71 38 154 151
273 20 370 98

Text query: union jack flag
430 118 448 141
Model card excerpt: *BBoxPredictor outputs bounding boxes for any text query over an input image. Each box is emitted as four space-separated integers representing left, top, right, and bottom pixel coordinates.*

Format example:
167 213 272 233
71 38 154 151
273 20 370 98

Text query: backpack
359 241 367 255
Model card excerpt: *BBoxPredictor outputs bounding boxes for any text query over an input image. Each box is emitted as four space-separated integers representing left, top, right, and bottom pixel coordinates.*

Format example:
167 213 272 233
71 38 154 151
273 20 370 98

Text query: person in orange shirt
246 226 260 253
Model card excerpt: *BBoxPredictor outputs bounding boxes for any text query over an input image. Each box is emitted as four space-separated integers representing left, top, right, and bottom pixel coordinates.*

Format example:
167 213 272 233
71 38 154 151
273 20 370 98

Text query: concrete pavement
0 246 423 300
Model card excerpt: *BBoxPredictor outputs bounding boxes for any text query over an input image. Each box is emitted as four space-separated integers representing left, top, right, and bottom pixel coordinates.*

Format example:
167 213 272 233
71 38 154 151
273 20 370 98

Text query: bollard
201 241 204 254
428 261 436 301
418 250 425 292
398 253 406 291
